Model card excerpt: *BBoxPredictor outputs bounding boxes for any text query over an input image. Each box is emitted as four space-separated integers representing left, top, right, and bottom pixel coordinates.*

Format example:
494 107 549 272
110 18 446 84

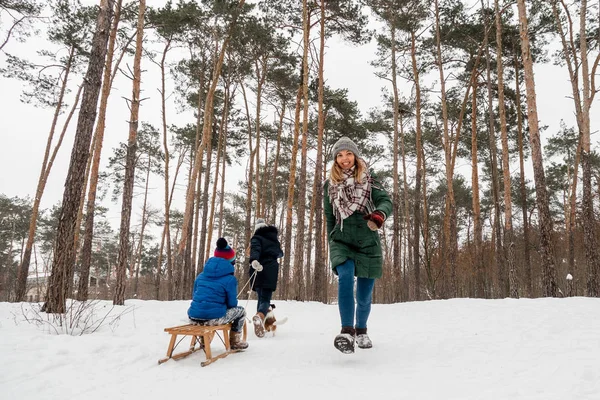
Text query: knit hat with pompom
214 238 236 263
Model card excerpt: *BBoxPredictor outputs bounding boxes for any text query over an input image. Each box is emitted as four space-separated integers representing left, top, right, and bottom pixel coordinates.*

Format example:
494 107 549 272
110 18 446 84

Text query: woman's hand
363 210 385 231
251 260 263 271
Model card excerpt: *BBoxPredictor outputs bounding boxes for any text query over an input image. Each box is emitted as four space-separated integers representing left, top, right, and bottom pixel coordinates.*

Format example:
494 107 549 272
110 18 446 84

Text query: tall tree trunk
183 197 194 298
516 0 557 297
133 157 151 296
483 3 504 297
292 0 310 300
422 151 431 297
71 95 94 297
241 82 255 258
15 46 76 302
260 138 270 217
434 0 457 297
567 139 582 289
281 84 303 300
305 174 317 300
206 89 230 262
270 104 285 223
254 59 267 218
218 93 229 239
514 55 532 296
553 0 600 296
400 111 411 301
578 0 599 296
78 0 124 302
42 0 115 313
156 150 185 299
197 124 214 278
191 70 206 282
114 0 145 306
495 0 518 298
177 0 246 261
471 81 484 298
411 30 423 301
390 18 402 303
154 35 173 301
312 0 326 303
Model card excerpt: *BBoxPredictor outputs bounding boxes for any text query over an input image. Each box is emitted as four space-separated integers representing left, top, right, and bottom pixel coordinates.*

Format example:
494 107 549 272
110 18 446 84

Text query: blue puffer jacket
187 257 238 320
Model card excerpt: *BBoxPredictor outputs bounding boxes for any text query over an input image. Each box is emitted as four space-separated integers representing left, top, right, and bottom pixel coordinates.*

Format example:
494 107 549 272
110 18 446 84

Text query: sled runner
158 322 247 367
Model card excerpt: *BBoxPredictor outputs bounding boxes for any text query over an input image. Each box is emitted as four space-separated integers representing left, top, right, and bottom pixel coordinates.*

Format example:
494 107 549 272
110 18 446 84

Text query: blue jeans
255 288 273 316
337 259 375 329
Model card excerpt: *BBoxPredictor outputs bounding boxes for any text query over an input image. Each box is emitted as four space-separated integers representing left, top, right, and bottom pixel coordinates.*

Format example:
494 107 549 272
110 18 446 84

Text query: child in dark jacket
188 238 248 350
248 218 283 338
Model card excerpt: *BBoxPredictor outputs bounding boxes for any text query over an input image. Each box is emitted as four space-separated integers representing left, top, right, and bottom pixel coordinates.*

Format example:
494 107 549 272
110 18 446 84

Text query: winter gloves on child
251 259 263 272
363 210 385 231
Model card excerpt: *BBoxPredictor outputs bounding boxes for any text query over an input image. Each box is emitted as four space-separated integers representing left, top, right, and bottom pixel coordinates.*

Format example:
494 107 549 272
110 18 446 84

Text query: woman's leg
336 259 355 328
355 277 375 329
257 288 273 316
255 288 262 313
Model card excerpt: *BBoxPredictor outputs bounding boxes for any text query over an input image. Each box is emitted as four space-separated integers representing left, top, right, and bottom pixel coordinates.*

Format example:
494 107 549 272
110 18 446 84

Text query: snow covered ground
1 297 599 400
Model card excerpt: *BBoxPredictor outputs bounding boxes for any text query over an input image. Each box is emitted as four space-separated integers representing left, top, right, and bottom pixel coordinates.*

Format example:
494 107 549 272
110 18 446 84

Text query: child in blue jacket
187 238 248 350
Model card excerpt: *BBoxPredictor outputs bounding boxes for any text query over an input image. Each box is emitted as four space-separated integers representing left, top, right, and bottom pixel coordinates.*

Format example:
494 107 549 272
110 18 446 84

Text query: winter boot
333 326 355 354
253 312 266 338
229 330 248 350
355 327 372 349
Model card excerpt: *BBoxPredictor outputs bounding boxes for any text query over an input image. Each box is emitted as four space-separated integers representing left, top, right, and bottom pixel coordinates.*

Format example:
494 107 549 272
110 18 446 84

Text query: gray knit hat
332 136 360 161
255 218 268 232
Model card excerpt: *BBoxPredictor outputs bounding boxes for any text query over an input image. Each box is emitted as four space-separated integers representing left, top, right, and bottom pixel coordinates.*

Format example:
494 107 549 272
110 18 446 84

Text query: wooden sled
158 321 247 367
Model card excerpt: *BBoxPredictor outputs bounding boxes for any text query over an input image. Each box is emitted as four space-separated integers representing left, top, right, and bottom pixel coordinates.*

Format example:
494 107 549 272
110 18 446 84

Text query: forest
0 0 599 312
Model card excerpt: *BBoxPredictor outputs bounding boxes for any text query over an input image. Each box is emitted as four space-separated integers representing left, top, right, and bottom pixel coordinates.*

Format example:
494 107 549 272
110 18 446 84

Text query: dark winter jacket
323 175 392 279
187 257 238 320
249 226 284 290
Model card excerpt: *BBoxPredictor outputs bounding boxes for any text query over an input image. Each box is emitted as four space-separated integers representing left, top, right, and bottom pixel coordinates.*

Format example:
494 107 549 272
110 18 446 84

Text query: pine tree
42 0 115 313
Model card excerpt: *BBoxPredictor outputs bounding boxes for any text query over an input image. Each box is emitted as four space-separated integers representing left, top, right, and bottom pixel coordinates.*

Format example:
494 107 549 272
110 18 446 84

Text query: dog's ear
270 304 276 309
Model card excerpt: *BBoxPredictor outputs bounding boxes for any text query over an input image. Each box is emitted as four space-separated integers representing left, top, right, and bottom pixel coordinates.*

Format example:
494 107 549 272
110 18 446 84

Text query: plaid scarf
328 166 375 230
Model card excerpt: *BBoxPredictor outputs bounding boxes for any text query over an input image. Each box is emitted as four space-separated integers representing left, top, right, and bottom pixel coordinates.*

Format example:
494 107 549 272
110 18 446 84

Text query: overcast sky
0 0 597 233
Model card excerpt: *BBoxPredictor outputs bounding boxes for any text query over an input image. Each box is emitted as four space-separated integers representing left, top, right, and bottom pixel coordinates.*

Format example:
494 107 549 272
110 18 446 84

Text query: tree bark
205 88 230 263
471 80 484 298
514 55 532 296
114 0 145 306
254 58 267 218
434 0 457 297
495 0 518 298
15 46 76 302
177 0 246 262
312 0 326 303
133 157 151 296
42 0 115 313
578 0 599 296
482 2 504 298
292 0 310 300
411 30 423 301
516 0 557 297
78 0 124 302
390 20 402 303
154 35 173 301
270 104 285 224
281 84 303 300
241 82 255 259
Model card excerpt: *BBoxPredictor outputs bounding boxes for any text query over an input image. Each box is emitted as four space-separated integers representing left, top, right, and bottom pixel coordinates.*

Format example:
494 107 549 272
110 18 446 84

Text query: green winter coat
323 176 392 279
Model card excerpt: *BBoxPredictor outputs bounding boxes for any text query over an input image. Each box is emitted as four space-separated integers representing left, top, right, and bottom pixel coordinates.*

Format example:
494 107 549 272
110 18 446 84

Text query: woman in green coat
324 137 392 354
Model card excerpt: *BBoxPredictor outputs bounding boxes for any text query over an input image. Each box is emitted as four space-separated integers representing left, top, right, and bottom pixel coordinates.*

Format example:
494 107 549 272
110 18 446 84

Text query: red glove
363 210 385 231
